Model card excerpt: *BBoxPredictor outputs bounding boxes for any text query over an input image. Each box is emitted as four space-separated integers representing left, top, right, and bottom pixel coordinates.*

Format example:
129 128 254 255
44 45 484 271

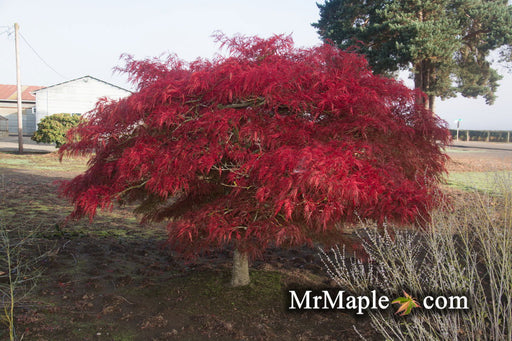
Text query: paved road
449 140 512 152
0 135 57 153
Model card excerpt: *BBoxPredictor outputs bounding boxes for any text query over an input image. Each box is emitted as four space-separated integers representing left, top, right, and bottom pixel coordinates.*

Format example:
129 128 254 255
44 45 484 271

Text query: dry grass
320 179 512 340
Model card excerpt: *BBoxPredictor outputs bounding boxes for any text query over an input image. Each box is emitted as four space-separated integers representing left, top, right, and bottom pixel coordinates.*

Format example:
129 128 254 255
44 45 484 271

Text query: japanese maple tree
59 34 449 286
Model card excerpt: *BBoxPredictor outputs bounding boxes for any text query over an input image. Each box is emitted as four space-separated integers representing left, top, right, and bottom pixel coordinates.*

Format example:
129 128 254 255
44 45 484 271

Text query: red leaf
59 33 449 260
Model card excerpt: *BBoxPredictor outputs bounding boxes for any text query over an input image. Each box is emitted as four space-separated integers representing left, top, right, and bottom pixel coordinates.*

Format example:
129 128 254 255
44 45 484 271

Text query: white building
33 75 131 126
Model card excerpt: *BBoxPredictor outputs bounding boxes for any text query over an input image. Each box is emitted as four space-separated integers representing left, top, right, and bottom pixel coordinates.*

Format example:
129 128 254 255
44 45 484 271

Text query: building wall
0 116 8 136
0 100 37 134
5 110 36 135
34 76 131 125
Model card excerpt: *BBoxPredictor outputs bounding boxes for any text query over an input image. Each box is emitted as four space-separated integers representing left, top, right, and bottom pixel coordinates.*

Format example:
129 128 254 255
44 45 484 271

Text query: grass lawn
0 151 87 172
446 171 512 192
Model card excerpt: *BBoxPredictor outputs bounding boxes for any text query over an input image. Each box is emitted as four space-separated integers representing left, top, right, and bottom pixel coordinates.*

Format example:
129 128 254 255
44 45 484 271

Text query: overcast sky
1 0 511 130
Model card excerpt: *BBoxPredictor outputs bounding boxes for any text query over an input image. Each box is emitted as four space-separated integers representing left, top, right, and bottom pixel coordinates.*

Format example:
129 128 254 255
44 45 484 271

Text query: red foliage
59 34 449 259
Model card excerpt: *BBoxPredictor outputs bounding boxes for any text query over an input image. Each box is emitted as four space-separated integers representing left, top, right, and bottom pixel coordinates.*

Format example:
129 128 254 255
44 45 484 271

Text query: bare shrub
320 181 512 340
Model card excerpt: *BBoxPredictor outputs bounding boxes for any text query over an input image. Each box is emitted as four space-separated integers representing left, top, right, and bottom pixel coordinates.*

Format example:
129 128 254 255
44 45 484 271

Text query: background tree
59 34 449 286
314 0 512 112
32 113 82 147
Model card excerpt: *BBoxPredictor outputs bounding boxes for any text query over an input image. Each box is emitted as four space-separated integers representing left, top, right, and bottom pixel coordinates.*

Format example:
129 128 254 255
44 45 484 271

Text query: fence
450 130 512 143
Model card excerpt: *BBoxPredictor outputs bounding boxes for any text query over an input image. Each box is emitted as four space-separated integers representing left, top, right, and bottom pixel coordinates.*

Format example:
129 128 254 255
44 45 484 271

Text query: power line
0 27 11 36
18 31 68 80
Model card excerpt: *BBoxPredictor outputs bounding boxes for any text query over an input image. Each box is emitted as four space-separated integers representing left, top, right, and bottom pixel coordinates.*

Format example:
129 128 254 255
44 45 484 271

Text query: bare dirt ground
446 141 512 172
0 140 507 340
0 152 376 341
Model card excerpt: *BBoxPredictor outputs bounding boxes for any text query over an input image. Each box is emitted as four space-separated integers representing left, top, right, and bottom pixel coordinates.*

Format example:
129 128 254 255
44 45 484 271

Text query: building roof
33 75 132 94
0 84 43 102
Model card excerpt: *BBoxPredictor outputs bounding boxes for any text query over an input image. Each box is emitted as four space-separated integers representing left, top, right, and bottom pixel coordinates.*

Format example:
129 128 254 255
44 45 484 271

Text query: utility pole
455 118 462 142
14 23 23 154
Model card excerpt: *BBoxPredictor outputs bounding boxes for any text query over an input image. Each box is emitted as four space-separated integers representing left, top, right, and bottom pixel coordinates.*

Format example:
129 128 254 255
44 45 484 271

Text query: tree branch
117 180 149 197
217 97 265 110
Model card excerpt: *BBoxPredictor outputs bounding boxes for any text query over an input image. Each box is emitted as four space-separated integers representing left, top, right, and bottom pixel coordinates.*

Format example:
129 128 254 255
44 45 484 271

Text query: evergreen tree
314 0 512 111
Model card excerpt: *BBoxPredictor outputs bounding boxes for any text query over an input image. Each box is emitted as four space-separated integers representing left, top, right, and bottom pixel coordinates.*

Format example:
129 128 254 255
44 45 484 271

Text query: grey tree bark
428 95 436 114
231 248 250 287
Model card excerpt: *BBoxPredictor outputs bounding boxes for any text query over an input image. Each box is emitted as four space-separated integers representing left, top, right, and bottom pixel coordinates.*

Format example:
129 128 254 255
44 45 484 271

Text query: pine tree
59 34 449 286
314 0 512 111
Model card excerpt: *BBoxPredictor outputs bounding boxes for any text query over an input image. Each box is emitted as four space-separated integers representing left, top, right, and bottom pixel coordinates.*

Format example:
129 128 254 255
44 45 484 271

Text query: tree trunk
231 248 250 287
428 95 435 114
414 62 428 109
414 61 436 114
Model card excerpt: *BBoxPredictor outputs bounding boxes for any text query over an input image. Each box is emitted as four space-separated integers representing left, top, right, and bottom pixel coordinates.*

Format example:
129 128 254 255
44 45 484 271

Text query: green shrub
32 113 82 147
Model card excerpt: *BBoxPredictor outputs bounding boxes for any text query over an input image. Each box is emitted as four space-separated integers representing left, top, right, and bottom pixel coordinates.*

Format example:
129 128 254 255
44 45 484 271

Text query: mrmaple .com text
288 290 469 315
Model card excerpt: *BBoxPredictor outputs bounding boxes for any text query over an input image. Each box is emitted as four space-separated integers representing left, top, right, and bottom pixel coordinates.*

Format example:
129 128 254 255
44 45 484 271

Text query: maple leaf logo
392 291 420 316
